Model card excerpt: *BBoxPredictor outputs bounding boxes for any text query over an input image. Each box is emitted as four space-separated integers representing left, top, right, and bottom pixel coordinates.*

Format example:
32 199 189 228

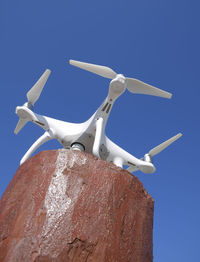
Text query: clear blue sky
0 0 199 261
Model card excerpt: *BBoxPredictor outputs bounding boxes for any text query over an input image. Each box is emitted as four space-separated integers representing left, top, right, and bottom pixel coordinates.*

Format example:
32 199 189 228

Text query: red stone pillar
0 149 154 262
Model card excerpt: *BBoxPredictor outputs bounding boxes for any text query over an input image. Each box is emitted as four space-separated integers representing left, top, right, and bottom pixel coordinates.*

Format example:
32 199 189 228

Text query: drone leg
92 117 104 158
113 156 124 168
20 131 53 165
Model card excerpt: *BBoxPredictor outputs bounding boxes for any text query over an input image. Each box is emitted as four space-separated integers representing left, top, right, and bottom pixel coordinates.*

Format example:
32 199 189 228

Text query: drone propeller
14 69 51 134
69 59 172 99
127 133 182 173
70 60 117 79
14 118 29 134
26 69 51 106
148 133 182 157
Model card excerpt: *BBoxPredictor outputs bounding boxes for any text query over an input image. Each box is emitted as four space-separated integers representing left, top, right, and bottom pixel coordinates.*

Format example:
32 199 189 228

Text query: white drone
14 60 182 173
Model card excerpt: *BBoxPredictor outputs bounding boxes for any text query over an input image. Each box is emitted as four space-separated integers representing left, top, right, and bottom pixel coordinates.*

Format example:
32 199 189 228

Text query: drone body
15 60 182 174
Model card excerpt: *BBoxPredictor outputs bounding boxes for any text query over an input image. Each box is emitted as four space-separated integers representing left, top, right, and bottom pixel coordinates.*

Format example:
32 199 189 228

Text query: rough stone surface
0 149 154 262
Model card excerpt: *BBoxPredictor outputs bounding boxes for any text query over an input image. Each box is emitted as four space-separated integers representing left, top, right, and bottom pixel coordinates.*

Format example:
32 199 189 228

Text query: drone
14 60 182 174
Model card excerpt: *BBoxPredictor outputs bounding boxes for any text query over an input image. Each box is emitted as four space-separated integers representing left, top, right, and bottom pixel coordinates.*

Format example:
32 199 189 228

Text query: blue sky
0 0 199 261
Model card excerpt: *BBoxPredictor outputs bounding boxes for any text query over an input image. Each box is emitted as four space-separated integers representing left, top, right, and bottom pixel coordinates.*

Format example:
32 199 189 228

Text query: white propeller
127 133 182 173
148 133 182 157
69 59 172 99
70 60 117 79
14 69 51 134
14 118 29 134
126 78 172 98
26 69 51 106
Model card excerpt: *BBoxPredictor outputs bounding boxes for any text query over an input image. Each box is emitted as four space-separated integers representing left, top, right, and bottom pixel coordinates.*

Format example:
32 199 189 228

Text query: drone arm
92 117 104 158
104 136 155 172
20 130 53 165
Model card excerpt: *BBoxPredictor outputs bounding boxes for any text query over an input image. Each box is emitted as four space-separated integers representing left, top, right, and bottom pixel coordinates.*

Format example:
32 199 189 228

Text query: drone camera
71 142 85 152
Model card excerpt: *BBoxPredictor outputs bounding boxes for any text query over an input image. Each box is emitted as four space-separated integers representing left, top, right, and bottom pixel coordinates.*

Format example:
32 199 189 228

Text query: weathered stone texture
0 149 154 262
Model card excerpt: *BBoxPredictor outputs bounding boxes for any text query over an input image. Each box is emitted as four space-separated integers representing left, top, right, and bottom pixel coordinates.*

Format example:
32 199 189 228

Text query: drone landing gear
20 130 53 165
93 117 104 158
113 156 124 168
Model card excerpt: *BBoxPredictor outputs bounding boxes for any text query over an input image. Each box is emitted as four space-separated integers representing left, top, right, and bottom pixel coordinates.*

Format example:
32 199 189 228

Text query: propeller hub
144 154 152 163
23 102 33 110
16 106 30 119
108 74 126 99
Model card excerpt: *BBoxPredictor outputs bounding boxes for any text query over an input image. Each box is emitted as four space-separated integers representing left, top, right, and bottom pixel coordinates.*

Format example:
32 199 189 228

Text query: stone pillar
0 149 154 262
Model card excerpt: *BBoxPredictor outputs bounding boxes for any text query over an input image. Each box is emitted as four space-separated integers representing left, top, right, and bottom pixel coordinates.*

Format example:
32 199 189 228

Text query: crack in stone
67 238 96 262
